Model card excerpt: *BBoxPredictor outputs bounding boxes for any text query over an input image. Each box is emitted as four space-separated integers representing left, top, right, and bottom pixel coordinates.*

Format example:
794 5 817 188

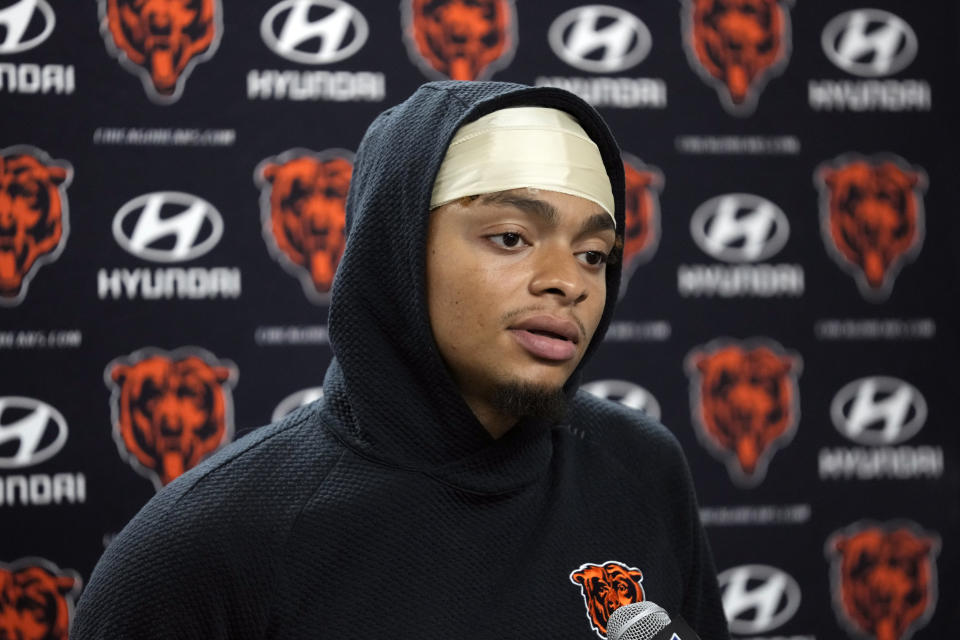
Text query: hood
322 81 625 493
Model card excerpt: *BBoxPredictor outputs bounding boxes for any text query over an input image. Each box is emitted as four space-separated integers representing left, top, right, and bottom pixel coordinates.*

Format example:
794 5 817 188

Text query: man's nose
529 247 588 304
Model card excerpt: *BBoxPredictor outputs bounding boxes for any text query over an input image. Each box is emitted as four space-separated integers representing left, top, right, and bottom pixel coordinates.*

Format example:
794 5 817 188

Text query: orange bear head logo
687 339 801 486
570 561 645 638
255 149 354 303
816 156 926 302
105 348 237 488
827 522 940 640
682 0 791 115
0 559 81 640
99 0 222 103
619 154 662 299
0 147 71 307
403 0 516 80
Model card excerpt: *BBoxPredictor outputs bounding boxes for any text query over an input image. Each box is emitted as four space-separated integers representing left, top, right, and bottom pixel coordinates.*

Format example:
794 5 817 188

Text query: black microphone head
606 601 671 640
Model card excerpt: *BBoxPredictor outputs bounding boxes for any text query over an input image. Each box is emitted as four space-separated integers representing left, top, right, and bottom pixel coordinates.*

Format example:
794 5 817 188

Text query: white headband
429 107 615 225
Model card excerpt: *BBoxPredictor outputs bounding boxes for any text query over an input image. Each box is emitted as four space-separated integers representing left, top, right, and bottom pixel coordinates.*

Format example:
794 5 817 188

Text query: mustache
500 305 587 341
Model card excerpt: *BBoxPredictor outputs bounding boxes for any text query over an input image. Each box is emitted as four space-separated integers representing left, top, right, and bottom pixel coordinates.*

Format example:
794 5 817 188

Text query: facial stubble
489 379 569 424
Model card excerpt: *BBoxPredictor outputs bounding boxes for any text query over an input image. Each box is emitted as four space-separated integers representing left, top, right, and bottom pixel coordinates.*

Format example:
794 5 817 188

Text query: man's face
426 188 615 419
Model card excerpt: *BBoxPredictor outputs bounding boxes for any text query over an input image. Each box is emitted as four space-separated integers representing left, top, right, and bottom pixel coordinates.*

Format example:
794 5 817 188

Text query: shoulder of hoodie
565 389 692 487
74 403 344 634
121 401 345 544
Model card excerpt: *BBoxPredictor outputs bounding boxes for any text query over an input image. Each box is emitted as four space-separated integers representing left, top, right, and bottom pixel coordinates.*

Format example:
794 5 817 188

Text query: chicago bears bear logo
826 521 940 640
0 558 81 640
254 149 354 303
619 154 662 299
686 338 801 486
570 561 645 638
0 146 71 307
401 0 516 81
681 0 792 115
815 154 927 302
98 0 222 104
105 347 237 489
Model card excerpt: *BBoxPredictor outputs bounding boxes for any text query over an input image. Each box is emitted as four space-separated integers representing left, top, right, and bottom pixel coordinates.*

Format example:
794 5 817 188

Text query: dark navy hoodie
72 81 730 640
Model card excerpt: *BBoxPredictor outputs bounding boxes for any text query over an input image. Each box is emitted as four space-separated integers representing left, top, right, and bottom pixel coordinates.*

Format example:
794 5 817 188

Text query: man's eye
488 232 527 249
577 250 608 266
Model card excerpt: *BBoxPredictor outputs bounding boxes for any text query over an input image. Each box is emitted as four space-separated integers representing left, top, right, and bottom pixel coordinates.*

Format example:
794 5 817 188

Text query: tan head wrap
429 107 615 225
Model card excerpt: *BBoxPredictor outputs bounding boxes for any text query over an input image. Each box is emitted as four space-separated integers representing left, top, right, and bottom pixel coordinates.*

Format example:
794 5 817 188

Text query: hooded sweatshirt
72 81 730 640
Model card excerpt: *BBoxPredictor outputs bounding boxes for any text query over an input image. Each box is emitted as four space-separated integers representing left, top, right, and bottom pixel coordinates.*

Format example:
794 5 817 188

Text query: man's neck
462 394 517 440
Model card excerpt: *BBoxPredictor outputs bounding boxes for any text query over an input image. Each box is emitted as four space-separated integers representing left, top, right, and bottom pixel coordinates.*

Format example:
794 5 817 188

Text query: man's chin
490 380 569 423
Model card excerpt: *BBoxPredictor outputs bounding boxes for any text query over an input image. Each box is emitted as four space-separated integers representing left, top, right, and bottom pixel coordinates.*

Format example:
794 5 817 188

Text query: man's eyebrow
578 212 615 238
479 193 559 226
478 193 614 238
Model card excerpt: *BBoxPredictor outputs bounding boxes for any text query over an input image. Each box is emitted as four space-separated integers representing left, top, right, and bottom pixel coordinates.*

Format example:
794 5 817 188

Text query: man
72 81 729 639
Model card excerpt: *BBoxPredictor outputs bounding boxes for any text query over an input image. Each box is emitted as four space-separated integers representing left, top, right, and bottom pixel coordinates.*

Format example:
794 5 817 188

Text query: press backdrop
2 1 958 639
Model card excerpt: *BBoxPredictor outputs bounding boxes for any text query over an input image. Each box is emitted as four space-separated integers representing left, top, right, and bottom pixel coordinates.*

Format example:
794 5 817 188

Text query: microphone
606 601 703 640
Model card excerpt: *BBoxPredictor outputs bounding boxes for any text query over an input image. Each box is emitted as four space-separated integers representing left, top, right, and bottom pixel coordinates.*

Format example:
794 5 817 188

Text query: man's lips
508 315 581 361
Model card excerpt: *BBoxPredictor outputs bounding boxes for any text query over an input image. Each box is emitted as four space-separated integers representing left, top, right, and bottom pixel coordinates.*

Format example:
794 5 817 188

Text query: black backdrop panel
2 1 958 638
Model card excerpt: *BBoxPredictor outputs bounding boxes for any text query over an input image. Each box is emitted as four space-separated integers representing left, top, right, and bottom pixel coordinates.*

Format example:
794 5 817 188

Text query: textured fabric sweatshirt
71 81 731 640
